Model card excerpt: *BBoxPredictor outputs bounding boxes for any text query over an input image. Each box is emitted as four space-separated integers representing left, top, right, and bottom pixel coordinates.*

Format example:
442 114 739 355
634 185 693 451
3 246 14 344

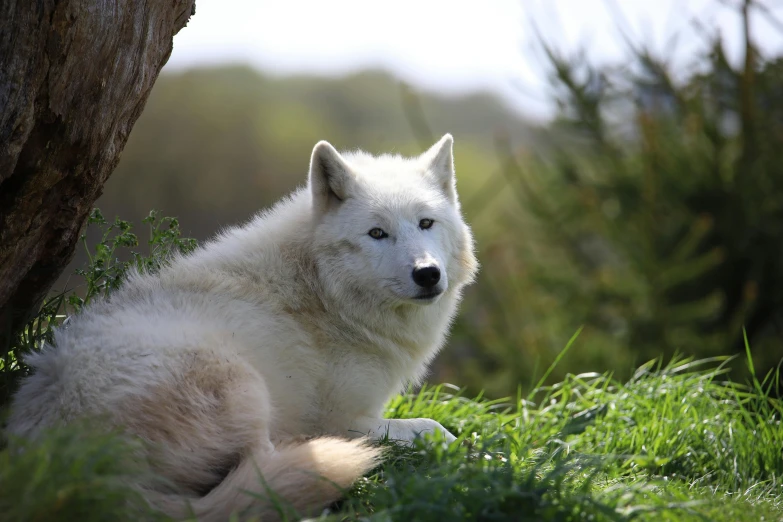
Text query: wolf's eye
419 218 434 230
368 228 388 239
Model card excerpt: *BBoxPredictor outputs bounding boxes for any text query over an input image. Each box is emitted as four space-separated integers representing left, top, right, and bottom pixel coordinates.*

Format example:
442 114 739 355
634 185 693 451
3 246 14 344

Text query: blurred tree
455 0 783 395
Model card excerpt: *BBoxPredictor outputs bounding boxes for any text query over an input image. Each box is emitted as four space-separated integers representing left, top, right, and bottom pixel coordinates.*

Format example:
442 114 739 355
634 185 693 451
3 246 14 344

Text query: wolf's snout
412 266 441 288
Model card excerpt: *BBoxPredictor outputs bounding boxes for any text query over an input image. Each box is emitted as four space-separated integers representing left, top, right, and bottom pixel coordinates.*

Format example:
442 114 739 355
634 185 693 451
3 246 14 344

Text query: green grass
323 351 782 522
2 352 781 521
0 425 168 522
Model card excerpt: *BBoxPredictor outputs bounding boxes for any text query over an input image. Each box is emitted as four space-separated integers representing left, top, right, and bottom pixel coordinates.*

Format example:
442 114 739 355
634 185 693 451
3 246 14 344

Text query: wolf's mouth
413 290 443 301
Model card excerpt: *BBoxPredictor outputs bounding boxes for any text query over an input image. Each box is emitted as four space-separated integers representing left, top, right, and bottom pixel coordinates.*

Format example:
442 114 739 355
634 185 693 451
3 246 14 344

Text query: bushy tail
153 437 382 522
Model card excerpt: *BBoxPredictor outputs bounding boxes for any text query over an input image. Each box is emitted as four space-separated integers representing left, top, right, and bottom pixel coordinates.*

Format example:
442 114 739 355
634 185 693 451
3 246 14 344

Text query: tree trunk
0 0 196 349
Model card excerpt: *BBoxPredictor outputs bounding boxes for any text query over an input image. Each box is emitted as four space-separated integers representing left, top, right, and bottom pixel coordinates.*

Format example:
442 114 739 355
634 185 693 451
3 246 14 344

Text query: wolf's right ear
309 141 353 212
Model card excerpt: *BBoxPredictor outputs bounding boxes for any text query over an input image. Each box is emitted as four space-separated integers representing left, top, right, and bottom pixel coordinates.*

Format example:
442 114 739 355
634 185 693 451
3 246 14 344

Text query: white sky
167 0 783 120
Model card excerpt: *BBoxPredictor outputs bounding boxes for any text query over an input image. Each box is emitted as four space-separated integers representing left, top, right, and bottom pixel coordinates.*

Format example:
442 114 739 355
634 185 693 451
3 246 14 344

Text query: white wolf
6 134 478 521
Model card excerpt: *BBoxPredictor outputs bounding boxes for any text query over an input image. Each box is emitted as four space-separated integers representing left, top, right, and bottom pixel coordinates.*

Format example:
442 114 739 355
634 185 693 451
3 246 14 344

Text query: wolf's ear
420 134 456 203
309 141 353 212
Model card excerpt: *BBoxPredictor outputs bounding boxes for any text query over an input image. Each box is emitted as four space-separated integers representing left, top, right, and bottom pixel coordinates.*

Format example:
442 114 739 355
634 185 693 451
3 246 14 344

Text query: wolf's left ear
420 134 456 203
309 140 354 213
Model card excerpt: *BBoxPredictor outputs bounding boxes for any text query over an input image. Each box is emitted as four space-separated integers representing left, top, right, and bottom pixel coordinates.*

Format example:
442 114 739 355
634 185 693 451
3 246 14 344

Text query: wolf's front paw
348 416 458 445
388 417 457 445
411 418 457 444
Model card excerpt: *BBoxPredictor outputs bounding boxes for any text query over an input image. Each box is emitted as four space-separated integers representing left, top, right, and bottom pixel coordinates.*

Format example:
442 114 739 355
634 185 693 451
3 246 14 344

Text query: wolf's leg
345 416 457 444
115 348 277 495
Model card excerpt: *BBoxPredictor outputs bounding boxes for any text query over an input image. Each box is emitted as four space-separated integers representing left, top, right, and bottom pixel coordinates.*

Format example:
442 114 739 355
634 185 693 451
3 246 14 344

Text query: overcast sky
166 0 783 120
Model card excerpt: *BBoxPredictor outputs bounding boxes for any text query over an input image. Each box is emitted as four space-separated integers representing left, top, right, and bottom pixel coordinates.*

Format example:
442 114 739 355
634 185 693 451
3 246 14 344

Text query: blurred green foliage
0 425 168 522
450 8 783 396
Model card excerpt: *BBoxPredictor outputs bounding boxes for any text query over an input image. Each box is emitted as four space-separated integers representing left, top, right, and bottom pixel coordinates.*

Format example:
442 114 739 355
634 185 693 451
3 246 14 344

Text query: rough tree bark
0 0 196 350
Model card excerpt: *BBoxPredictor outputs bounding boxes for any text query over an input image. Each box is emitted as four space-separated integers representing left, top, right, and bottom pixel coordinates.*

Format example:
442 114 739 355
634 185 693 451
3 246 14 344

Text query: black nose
412 265 441 288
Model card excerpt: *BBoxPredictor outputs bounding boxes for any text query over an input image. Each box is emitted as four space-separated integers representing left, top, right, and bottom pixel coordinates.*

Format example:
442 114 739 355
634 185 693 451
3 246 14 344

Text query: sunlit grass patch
333 349 783 521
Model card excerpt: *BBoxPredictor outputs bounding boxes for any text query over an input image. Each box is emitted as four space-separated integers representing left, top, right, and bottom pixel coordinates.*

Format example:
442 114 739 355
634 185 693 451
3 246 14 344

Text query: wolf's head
308 135 478 309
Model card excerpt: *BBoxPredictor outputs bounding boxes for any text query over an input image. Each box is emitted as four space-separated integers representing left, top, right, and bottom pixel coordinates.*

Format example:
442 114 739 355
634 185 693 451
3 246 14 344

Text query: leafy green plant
68 209 197 313
0 209 196 409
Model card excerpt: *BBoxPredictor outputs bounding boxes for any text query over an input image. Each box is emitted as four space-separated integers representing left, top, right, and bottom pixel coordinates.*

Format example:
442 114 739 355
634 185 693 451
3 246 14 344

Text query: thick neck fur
151 188 466 373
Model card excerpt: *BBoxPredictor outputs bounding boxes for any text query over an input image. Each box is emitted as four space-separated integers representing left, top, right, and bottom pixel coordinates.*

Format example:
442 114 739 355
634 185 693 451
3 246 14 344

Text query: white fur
5 135 478 520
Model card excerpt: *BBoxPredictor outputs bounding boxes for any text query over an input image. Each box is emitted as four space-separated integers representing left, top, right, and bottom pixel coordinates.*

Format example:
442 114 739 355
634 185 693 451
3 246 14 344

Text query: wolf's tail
152 437 382 522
